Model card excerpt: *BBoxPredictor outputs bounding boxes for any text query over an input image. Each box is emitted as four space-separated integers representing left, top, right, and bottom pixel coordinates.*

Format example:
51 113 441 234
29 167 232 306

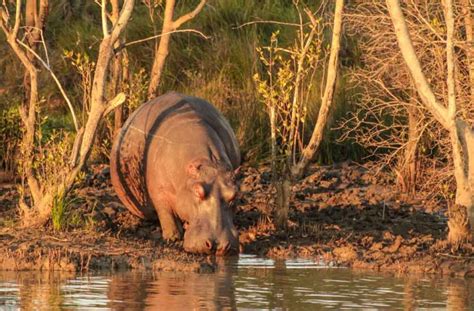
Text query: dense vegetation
0 0 358 169
0 0 473 245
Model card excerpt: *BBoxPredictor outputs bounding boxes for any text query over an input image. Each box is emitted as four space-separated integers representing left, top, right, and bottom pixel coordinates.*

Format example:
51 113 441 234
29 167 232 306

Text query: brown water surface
0 255 472 310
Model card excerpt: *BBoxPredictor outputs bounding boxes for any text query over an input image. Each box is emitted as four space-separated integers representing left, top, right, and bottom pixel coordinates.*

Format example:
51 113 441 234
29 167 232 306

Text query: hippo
110 92 241 255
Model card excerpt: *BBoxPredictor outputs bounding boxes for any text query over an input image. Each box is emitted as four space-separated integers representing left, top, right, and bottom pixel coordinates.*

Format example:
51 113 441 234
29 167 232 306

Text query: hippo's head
177 161 239 256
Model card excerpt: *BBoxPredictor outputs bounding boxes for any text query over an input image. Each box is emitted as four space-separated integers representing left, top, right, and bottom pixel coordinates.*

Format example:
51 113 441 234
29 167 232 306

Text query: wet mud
1 162 473 276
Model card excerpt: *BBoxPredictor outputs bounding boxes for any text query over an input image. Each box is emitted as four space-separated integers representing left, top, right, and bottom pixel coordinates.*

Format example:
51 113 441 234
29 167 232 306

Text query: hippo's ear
192 183 206 200
223 185 237 203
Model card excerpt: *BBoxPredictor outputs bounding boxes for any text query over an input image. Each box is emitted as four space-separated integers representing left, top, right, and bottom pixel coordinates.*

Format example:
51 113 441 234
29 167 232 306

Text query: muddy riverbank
1 162 473 276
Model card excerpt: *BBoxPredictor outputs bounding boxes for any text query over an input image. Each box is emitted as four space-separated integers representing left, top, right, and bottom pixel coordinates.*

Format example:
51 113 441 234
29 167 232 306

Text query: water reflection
0 256 473 310
107 264 236 310
446 278 471 311
0 271 75 310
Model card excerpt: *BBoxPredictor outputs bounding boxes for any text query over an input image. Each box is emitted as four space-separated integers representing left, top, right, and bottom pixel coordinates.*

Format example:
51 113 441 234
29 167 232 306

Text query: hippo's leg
157 206 182 241
149 193 182 241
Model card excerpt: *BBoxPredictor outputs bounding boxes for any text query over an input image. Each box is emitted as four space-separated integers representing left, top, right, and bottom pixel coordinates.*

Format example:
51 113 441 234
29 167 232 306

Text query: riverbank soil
1 162 473 276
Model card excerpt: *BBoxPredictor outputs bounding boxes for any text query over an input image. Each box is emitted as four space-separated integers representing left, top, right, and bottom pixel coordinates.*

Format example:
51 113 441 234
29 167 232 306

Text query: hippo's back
110 92 240 220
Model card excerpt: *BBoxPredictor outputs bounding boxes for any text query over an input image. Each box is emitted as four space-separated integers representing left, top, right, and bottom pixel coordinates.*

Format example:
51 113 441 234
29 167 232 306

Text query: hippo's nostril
205 240 214 250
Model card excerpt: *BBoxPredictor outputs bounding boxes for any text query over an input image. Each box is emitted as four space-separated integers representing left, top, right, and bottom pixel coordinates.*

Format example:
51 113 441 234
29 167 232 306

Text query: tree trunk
461 0 474 102
270 105 277 178
0 0 49 223
445 0 473 246
291 0 344 179
75 0 135 168
274 178 291 230
112 56 123 134
147 0 207 98
110 0 125 135
448 121 474 247
147 0 175 98
386 0 474 244
397 105 419 194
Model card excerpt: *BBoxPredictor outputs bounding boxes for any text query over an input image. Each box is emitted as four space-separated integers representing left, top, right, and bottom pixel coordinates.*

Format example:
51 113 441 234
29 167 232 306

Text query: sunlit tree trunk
291 0 343 179
386 0 474 245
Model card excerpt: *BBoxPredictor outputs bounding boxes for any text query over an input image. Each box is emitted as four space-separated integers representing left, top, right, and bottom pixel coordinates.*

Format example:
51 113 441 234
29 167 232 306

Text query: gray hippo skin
110 92 241 255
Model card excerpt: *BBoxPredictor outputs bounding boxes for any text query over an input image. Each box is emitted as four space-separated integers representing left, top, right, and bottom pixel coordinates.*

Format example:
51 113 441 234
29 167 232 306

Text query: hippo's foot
162 228 181 242
157 208 183 242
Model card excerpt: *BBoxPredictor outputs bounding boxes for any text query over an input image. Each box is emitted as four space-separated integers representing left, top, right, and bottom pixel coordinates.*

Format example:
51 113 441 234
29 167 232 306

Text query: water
0 255 472 310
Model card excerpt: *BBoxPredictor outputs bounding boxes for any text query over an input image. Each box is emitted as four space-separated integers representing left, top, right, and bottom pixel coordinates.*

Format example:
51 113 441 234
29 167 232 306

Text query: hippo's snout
183 225 238 256
188 240 236 256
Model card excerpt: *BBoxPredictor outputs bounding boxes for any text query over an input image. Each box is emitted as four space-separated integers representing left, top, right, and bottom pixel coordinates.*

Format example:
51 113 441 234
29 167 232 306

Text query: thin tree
110 0 129 134
340 2 436 194
0 0 135 225
386 0 474 246
254 0 344 228
291 0 344 179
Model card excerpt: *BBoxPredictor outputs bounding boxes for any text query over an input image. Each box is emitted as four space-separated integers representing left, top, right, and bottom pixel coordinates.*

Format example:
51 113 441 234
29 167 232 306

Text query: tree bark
385 0 451 128
291 0 344 179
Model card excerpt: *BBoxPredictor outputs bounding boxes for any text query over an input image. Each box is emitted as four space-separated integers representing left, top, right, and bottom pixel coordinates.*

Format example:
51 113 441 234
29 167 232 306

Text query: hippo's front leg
150 193 182 241
157 206 182 241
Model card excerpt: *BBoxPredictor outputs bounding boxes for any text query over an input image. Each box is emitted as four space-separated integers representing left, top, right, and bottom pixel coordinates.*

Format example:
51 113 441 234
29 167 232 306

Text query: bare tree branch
117 28 209 52
173 0 207 29
147 0 207 97
101 0 109 37
386 0 450 129
16 38 79 131
234 20 308 29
